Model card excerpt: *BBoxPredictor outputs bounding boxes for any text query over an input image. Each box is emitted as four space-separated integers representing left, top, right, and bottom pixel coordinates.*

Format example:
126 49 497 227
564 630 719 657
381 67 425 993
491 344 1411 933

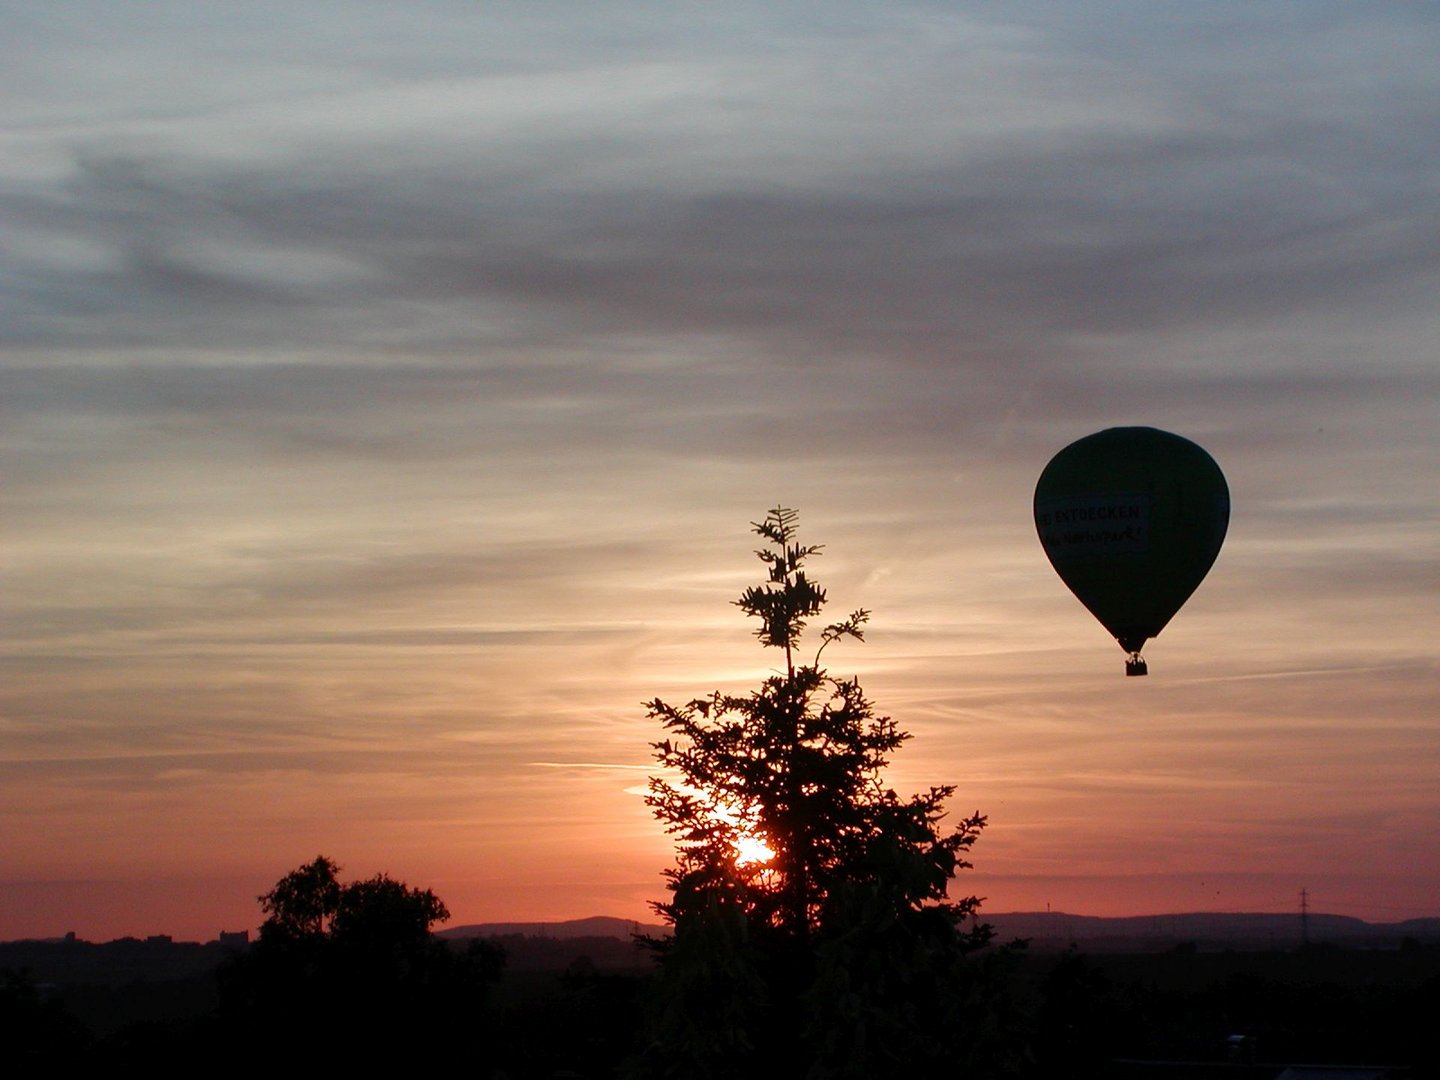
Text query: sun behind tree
639 508 1007 1077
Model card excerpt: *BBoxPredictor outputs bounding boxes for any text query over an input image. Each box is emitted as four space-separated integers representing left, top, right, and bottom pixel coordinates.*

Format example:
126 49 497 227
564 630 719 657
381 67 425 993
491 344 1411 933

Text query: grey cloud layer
7 4 1437 367
7 3 1436 609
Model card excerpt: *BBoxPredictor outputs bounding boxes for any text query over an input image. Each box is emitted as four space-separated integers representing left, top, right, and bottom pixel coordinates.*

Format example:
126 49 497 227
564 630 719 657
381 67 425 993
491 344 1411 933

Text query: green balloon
1034 427 1229 674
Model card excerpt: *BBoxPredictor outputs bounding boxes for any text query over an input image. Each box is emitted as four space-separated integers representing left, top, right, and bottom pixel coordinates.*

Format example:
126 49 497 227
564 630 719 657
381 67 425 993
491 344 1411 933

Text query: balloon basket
1125 654 1148 677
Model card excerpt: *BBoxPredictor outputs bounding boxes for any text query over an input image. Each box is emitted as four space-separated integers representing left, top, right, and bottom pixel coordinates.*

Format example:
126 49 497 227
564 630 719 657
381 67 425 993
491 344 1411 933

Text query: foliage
221 857 503 1069
257 854 449 949
256 854 344 941
636 509 1007 1077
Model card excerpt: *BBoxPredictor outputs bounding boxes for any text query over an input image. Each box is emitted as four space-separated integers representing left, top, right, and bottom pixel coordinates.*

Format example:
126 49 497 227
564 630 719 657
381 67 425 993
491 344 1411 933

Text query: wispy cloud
3 1 1437 938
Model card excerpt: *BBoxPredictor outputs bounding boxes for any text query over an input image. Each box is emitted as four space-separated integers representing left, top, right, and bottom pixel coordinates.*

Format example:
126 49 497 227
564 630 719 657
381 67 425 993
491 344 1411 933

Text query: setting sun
733 834 775 867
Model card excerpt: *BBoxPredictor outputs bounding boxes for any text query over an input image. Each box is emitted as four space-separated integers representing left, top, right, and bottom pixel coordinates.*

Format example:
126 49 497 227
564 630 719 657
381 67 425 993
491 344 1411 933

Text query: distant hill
441 911 1440 952
5 911 1436 990
978 911 1440 950
9 911 1435 959
439 915 667 942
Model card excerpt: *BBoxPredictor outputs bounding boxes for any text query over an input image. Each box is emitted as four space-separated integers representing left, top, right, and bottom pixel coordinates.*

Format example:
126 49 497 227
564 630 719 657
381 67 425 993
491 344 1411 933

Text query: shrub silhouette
220 857 503 1068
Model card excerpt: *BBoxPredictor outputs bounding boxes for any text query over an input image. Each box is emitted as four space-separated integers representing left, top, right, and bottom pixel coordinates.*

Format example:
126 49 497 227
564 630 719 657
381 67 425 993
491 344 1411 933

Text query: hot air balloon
1034 427 1229 675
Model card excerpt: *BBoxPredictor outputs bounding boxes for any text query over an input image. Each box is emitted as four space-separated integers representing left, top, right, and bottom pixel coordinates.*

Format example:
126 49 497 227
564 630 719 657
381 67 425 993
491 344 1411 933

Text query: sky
3 2 1437 943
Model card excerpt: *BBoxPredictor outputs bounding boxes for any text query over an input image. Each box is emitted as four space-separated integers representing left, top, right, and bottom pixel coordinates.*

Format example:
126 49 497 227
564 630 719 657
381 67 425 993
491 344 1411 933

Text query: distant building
218 930 249 947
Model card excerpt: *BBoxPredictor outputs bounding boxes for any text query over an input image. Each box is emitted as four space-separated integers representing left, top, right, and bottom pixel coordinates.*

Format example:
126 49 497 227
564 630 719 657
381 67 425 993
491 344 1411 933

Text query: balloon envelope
1034 427 1229 669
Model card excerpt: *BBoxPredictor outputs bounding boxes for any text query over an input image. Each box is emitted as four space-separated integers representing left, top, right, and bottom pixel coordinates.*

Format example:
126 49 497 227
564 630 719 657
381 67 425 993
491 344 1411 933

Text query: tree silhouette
221 857 503 1069
257 854 343 942
638 509 1009 1077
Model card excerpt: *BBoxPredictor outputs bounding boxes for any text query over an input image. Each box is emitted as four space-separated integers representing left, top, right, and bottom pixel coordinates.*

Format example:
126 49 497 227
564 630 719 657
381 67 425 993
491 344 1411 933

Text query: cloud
3 2 1438 931
8 3 1437 372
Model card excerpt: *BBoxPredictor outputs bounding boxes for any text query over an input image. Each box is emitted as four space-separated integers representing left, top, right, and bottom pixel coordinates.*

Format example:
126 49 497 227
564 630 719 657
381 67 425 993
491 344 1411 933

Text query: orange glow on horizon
4 5 1438 945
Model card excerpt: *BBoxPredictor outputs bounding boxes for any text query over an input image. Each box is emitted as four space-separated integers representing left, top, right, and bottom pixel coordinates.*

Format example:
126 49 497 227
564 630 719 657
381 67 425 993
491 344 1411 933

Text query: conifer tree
639 509 1003 1077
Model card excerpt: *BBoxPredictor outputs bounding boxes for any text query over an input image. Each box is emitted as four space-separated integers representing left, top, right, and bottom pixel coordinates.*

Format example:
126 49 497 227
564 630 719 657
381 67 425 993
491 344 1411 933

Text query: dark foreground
4 934 1437 1077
